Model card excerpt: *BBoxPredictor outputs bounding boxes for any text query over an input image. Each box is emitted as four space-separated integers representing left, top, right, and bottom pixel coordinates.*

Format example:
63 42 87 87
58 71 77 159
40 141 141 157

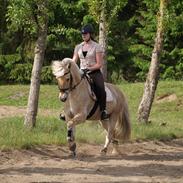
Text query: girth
87 100 99 119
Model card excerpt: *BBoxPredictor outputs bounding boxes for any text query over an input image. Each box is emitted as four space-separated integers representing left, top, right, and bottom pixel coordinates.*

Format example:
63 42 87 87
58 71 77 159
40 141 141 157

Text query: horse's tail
115 93 131 141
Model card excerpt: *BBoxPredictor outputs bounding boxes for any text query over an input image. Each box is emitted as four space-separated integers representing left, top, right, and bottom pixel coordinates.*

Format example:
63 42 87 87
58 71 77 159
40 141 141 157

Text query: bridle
58 70 83 93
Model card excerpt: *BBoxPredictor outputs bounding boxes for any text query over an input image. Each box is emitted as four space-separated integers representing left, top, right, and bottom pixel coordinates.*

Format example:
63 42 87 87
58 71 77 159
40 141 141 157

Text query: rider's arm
72 53 79 63
72 45 79 63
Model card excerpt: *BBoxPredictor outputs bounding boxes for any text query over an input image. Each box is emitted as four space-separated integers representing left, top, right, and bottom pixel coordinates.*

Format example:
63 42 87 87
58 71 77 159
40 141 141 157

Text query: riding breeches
88 70 106 111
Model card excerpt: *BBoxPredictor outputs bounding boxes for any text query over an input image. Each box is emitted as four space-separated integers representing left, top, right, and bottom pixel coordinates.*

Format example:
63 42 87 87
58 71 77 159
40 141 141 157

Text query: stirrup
101 110 110 120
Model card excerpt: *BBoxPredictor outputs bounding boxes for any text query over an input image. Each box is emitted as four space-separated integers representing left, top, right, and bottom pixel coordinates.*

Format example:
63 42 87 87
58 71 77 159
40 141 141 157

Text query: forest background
0 0 182 84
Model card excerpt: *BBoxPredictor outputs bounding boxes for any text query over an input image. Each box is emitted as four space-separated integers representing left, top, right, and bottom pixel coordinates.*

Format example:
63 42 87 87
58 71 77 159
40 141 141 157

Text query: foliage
0 0 183 83
161 0 183 80
128 0 183 81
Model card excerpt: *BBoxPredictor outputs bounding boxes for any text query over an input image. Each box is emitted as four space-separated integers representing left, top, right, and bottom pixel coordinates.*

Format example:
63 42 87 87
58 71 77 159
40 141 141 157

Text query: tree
88 0 127 81
99 0 108 81
138 0 167 123
24 1 48 128
7 0 48 128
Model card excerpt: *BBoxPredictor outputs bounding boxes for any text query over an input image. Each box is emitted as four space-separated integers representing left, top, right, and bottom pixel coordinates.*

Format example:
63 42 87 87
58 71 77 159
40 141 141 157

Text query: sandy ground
0 105 183 183
0 105 60 119
0 140 183 183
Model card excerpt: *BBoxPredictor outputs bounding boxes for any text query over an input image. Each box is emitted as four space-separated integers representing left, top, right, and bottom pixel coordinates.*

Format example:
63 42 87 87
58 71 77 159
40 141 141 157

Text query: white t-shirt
74 40 103 70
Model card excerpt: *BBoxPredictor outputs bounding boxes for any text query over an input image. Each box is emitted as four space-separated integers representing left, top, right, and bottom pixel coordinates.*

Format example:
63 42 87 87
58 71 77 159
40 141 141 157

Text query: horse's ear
62 58 72 69
65 59 72 70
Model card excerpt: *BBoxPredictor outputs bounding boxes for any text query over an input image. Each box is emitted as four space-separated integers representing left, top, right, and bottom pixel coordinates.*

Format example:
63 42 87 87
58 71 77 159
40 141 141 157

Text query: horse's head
52 58 81 102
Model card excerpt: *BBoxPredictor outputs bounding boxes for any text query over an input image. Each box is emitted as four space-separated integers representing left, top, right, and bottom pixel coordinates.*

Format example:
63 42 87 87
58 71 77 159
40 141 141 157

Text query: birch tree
24 1 48 128
88 0 127 81
7 0 48 128
99 0 108 81
138 0 167 123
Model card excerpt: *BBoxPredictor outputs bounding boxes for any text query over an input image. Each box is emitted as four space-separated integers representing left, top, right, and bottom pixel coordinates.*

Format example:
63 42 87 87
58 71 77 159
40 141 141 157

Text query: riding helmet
81 24 94 34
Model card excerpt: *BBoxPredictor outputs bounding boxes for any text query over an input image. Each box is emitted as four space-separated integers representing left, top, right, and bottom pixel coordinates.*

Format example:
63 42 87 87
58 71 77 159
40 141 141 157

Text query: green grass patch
0 80 183 150
0 84 62 109
0 117 67 150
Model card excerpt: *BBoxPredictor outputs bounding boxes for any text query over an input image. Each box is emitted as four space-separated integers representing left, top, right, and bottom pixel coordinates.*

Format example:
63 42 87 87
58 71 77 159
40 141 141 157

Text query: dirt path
0 105 183 182
0 139 183 183
0 105 60 119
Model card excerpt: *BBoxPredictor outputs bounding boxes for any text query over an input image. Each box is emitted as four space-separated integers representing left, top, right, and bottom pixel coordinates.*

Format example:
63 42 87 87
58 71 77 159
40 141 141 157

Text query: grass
0 81 183 150
0 117 67 150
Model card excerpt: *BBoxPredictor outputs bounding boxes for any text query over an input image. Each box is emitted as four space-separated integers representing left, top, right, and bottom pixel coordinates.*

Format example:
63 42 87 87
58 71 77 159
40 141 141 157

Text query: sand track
0 140 183 183
0 105 183 182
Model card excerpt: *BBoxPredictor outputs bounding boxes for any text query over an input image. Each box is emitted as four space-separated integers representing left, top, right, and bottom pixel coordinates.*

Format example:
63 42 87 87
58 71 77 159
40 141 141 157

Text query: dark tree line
0 0 183 84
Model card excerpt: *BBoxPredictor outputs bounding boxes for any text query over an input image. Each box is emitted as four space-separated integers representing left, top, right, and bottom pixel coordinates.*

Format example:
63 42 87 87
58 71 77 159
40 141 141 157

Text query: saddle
82 70 113 102
82 72 113 119
82 71 97 101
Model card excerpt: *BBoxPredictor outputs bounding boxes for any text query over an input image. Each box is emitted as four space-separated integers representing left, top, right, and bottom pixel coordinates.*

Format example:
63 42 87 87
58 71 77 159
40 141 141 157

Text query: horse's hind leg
100 116 117 154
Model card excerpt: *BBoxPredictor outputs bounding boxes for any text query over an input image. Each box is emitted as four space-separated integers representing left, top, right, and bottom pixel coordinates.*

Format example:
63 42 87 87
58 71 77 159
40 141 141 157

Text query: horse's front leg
67 126 77 157
67 113 87 128
66 113 87 157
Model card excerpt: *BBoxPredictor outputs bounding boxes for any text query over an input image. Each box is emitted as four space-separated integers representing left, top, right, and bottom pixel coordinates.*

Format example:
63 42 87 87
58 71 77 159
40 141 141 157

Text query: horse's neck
68 79 92 106
70 62 81 85
69 79 89 97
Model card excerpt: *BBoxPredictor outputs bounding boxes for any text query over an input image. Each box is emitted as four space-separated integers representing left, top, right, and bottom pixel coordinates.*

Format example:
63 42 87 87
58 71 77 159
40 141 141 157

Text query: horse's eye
66 78 70 81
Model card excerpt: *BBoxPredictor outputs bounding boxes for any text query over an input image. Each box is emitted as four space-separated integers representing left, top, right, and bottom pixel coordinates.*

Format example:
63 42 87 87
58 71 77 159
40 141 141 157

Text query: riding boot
60 112 66 121
101 110 110 120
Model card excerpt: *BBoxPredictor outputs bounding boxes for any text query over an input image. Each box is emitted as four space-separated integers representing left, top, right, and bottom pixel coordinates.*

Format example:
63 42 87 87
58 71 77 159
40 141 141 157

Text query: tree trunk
137 0 166 123
24 1 48 128
99 0 108 81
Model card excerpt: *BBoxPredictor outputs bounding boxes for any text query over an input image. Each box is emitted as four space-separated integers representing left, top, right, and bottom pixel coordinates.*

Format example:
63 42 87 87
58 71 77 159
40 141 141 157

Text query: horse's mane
52 58 81 83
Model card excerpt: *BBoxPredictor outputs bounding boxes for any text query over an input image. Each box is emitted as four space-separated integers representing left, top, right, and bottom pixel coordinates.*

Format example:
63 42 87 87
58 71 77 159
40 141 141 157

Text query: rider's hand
82 68 91 74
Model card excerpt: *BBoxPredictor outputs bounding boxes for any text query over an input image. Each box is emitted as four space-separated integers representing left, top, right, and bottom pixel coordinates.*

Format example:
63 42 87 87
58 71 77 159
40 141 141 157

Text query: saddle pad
105 86 113 102
87 82 113 102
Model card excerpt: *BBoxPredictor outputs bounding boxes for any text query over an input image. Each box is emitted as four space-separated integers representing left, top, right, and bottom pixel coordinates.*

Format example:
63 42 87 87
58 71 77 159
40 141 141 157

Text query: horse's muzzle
59 92 68 102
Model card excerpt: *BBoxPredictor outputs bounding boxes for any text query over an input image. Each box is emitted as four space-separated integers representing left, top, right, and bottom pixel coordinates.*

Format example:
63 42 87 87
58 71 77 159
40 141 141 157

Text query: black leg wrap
67 129 72 138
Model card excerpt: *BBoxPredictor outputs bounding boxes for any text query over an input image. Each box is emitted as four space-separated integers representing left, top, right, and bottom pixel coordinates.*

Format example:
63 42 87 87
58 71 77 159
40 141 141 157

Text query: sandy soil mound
156 93 177 103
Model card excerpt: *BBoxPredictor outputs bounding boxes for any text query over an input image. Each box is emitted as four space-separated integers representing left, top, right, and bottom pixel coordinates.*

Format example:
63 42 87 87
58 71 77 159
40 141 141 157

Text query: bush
10 63 32 83
41 66 54 84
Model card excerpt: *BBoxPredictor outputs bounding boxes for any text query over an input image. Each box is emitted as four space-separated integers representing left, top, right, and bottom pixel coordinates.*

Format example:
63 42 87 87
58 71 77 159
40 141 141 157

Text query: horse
52 58 131 156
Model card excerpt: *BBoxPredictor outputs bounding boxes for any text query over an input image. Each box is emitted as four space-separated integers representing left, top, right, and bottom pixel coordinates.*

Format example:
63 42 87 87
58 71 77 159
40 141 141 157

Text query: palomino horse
52 58 131 156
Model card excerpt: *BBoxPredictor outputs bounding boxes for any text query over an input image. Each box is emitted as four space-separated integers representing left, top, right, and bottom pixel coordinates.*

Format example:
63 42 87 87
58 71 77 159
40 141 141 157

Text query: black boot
60 113 66 121
101 110 110 120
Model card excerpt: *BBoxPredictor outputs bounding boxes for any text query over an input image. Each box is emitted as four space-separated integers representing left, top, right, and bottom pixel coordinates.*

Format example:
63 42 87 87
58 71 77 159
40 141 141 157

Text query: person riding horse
52 58 131 156
72 24 110 120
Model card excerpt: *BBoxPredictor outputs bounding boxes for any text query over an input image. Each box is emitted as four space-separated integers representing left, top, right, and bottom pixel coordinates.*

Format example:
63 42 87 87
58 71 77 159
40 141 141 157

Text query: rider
72 24 110 120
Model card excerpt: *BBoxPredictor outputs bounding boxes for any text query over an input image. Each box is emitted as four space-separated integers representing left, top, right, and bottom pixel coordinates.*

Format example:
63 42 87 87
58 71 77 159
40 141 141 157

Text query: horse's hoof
68 151 77 158
111 149 119 155
100 147 107 155
69 142 76 152
73 151 76 157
